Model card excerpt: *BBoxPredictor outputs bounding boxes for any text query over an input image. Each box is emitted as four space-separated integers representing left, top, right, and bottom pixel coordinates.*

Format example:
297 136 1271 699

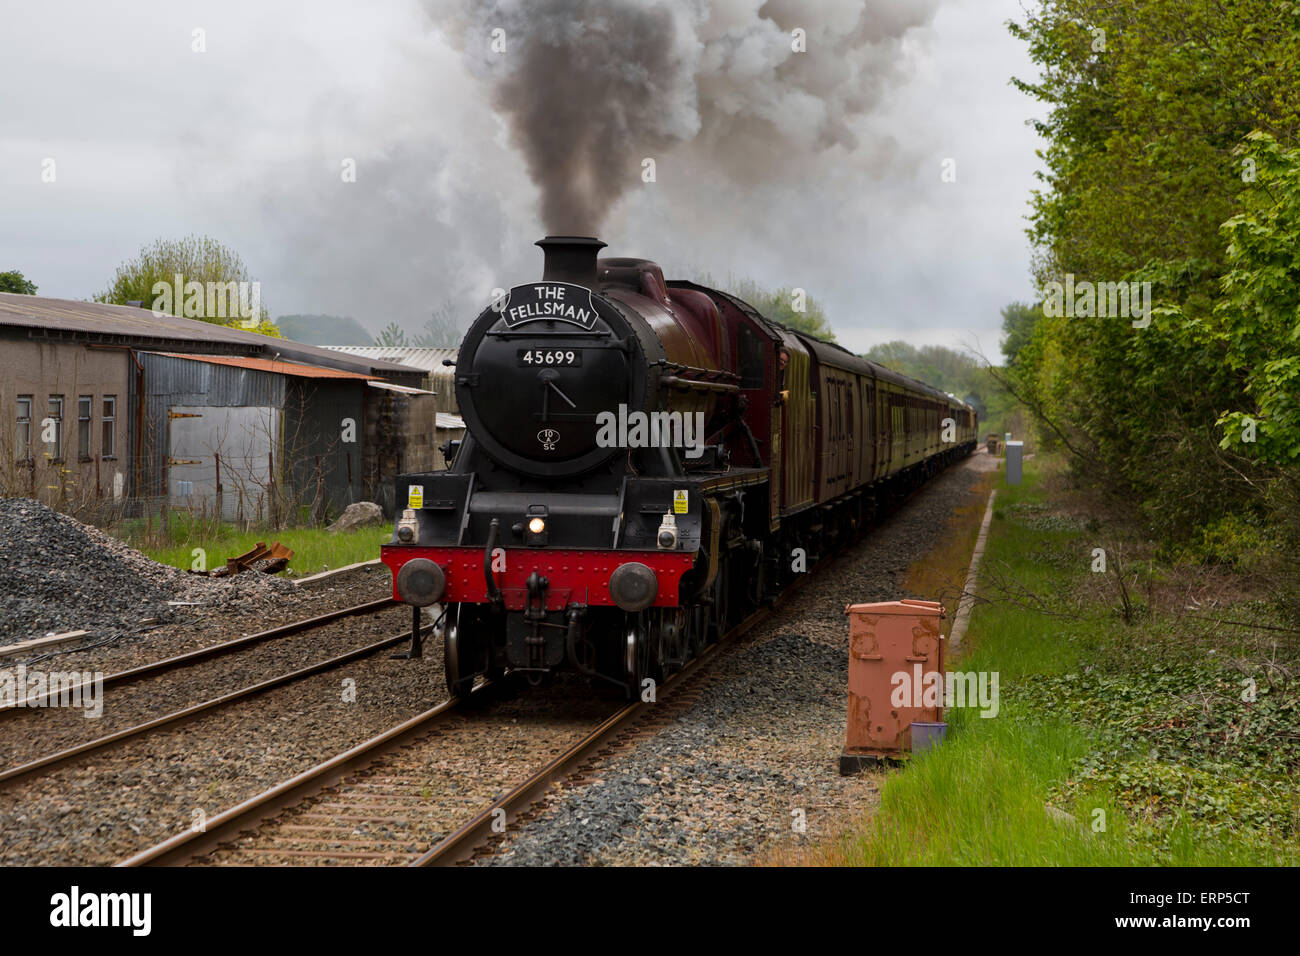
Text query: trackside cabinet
840 599 945 773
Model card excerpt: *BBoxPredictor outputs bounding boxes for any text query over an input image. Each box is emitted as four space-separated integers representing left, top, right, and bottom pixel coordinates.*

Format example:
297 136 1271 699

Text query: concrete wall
363 389 439 514
0 338 131 509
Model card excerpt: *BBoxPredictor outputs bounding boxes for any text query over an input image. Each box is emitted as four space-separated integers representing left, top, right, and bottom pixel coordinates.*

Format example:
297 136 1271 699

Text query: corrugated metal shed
0 293 422 383
321 346 459 413
319 346 458 370
133 352 287 505
367 381 435 396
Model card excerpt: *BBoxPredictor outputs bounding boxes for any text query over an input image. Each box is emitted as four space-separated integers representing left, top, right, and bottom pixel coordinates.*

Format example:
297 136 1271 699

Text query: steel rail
118 681 472 867
118 526 837 868
0 625 420 788
1 598 396 713
411 608 769 867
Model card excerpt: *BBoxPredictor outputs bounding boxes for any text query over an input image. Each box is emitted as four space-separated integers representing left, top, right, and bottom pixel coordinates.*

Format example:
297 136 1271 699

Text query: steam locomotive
381 237 977 696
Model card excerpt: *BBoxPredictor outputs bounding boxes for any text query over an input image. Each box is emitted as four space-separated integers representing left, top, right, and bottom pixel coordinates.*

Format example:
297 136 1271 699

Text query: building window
16 395 32 462
102 395 116 458
78 396 93 460
46 396 63 461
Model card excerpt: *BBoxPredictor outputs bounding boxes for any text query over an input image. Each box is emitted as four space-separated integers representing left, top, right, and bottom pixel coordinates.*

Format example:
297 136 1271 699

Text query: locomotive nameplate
517 348 582 367
498 282 600 331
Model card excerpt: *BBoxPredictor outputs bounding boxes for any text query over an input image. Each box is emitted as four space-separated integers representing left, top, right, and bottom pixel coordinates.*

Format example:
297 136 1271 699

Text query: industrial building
320 346 460 413
321 345 466 478
0 293 436 521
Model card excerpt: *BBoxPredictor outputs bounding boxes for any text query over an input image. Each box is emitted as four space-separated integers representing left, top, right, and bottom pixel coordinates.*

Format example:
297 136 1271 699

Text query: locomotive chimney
536 236 607 289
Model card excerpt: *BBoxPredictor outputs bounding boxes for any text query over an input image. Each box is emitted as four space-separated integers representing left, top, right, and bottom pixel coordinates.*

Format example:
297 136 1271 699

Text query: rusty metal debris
201 541 294 577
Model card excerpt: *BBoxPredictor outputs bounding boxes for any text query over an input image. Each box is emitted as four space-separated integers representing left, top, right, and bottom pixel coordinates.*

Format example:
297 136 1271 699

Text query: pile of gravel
0 498 292 647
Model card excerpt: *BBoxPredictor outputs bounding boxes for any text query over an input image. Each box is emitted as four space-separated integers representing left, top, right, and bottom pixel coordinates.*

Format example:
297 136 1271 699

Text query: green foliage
121 517 389 579
412 302 461 347
999 301 1038 365
1008 0 1300 541
374 322 408 347
862 341 1019 436
274 313 373 345
844 458 1298 866
1212 133 1300 465
97 235 280 338
691 272 836 341
0 270 37 295
1176 513 1276 571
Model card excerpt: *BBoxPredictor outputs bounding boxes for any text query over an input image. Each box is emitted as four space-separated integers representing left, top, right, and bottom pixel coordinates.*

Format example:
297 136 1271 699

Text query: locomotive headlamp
657 512 678 550
525 506 549 546
395 508 419 544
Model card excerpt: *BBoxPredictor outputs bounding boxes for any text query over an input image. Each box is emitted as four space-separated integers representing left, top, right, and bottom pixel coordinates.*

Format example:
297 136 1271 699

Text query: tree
999 301 1038 366
275 313 373 345
96 235 280 337
1007 0 1300 539
412 302 462 348
0 270 37 295
374 322 409 347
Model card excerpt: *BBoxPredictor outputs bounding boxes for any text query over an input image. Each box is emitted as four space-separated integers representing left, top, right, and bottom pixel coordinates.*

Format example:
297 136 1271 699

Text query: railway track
0 599 413 789
0 598 395 713
118 586 795 867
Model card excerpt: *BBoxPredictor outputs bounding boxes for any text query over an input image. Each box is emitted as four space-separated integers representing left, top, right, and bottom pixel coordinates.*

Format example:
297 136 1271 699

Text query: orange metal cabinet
840 599 945 772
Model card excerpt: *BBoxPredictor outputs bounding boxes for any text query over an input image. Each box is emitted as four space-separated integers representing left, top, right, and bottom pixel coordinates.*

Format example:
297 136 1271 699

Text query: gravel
0 499 291 652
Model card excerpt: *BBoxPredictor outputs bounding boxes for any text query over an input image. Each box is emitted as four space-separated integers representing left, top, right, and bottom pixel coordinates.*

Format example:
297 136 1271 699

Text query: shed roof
0 293 420 380
320 346 458 371
155 352 376 380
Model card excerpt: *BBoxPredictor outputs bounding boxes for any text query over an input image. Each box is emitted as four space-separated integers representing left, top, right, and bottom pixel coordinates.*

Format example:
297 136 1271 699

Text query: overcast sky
0 0 1044 359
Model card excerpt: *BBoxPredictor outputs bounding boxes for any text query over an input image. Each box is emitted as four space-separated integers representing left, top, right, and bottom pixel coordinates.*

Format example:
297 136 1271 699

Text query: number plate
517 349 582 367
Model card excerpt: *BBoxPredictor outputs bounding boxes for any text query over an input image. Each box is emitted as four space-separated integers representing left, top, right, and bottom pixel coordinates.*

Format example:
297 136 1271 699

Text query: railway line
118 569 811 867
0 598 411 789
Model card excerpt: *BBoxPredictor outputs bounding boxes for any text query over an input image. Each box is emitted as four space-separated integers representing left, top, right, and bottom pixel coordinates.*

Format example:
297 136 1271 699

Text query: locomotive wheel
624 619 662 699
443 609 476 699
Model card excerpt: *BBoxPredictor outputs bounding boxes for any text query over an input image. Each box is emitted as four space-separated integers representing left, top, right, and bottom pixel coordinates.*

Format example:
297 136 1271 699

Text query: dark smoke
429 0 940 234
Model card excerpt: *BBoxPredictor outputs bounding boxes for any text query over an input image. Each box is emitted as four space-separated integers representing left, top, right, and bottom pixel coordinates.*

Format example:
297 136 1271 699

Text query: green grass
831 456 1298 866
116 514 390 578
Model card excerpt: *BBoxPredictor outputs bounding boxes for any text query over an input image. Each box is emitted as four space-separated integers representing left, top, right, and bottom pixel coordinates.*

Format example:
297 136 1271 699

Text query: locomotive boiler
381 237 977 697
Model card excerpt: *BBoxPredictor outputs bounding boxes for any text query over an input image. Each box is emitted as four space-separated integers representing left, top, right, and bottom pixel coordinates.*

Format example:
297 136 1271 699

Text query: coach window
102 396 117 459
46 395 63 462
78 396 93 461
16 395 32 462
738 326 764 389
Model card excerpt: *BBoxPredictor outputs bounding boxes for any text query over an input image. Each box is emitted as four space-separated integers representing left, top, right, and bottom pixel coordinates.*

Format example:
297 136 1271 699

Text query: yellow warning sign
408 484 424 509
673 489 688 514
